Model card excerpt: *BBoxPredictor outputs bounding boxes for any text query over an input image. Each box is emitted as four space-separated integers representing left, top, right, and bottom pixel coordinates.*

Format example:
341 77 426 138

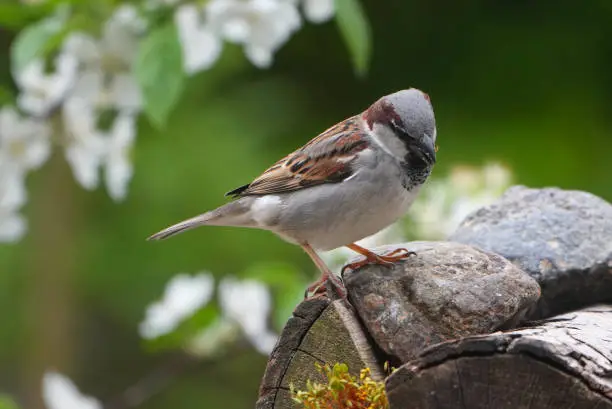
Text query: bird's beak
418 135 437 165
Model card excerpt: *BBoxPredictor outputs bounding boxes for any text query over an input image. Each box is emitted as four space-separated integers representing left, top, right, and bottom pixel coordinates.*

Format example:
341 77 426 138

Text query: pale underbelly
273 180 420 251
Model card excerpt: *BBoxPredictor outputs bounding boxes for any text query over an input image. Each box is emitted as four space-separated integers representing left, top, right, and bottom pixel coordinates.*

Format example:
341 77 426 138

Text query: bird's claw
341 248 416 275
303 273 346 300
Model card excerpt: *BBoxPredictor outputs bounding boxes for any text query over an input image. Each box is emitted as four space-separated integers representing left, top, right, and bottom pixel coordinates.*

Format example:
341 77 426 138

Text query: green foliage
291 363 388 409
335 0 372 78
0 395 19 409
10 11 67 73
0 1 62 29
134 22 185 130
0 86 14 106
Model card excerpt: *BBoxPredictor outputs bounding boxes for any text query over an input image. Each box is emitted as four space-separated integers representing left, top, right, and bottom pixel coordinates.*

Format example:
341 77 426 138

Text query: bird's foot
341 248 415 275
304 272 346 300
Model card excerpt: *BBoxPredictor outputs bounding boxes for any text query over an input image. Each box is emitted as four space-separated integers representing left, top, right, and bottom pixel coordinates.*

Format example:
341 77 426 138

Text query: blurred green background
1 1 612 408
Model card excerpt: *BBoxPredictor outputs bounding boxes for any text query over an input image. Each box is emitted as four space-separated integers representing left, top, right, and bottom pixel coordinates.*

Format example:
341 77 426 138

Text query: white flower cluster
1 0 335 242
16 6 143 200
172 0 335 72
139 272 278 355
0 107 50 242
1 6 143 241
407 162 513 240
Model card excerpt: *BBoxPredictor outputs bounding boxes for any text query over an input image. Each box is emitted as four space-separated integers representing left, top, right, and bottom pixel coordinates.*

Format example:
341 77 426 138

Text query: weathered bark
386 305 612 409
256 297 383 409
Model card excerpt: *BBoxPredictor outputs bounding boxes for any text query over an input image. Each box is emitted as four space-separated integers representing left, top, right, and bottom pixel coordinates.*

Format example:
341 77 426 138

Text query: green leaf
0 4 47 29
0 86 15 106
0 395 19 409
10 14 66 74
134 23 185 129
334 0 372 77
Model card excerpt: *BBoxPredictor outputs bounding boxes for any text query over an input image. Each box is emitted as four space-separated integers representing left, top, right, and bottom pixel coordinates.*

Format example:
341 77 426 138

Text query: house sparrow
148 88 437 298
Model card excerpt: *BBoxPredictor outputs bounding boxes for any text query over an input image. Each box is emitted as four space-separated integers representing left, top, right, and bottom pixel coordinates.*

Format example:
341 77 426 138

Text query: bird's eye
390 119 409 136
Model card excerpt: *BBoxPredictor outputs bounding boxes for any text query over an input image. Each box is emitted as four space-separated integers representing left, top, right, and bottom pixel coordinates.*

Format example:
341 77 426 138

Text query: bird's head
363 88 437 167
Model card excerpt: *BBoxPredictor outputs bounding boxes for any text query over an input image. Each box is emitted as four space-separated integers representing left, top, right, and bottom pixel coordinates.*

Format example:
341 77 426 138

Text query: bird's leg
301 243 346 299
341 243 415 274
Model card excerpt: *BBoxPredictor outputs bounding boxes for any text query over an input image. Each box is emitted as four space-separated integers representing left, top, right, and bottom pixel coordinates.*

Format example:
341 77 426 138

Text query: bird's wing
226 115 370 198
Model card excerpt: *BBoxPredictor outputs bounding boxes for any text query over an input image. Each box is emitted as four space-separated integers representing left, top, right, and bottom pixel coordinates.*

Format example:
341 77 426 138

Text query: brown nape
363 99 402 130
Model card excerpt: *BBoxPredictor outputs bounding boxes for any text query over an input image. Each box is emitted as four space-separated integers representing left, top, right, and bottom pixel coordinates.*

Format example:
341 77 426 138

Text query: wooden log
386 305 612 409
256 296 383 409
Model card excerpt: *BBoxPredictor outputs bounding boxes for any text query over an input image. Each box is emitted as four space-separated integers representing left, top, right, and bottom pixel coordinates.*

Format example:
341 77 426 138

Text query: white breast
273 153 421 251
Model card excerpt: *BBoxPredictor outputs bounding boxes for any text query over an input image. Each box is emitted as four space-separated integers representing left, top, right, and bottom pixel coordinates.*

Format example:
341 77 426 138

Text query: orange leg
301 243 346 299
341 243 415 274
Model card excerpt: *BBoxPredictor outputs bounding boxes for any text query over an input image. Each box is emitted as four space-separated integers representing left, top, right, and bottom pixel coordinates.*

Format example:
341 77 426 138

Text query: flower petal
139 273 215 339
109 74 143 112
0 209 26 243
218 277 278 354
42 371 102 409
175 5 222 74
303 0 335 23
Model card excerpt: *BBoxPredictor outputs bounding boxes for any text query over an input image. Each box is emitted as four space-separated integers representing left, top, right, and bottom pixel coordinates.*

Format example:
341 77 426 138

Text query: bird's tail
147 200 254 241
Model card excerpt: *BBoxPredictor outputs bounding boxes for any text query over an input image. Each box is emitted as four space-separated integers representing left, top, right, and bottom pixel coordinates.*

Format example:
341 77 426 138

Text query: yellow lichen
290 363 389 409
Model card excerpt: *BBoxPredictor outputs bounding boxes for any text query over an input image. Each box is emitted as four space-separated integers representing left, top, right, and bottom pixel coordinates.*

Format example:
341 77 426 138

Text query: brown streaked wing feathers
226 116 368 198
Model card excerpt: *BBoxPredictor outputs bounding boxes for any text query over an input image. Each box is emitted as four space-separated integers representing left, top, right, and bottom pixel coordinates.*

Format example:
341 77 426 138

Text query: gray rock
449 186 612 319
343 241 540 363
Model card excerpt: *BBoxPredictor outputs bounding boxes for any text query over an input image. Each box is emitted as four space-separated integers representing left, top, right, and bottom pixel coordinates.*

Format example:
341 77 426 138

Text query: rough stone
343 241 540 363
449 186 612 319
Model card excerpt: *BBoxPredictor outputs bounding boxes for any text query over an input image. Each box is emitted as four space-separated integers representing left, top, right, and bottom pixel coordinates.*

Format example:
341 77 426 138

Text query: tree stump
386 305 612 409
256 297 383 409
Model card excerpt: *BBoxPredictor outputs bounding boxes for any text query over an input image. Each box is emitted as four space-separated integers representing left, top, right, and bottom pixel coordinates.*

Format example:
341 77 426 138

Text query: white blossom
0 106 51 172
302 0 335 23
101 113 136 201
206 0 301 68
61 101 136 200
175 4 222 75
15 52 78 117
139 272 215 339
62 5 143 114
0 207 26 243
218 277 278 354
110 4 147 33
62 99 106 190
0 168 26 211
0 163 28 243
42 371 102 409
69 68 142 114
0 106 51 242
